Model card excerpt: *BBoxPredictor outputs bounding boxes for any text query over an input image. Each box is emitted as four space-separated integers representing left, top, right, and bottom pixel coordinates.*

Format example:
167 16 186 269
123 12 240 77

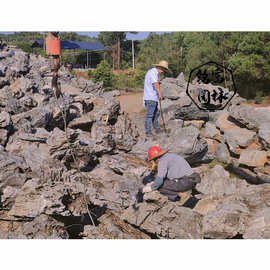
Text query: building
32 40 109 69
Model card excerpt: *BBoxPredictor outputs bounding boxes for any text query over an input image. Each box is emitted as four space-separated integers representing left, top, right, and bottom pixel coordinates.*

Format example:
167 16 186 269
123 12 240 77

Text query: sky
0 31 169 41
77 31 168 40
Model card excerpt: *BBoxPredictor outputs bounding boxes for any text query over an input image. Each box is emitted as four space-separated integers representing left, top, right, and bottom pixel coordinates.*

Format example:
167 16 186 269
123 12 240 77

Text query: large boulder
229 105 270 129
122 191 203 239
196 165 250 196
224 128 257 154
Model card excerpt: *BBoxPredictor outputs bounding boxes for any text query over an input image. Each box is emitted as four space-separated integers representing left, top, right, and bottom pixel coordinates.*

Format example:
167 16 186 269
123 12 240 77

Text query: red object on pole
46 37 61 56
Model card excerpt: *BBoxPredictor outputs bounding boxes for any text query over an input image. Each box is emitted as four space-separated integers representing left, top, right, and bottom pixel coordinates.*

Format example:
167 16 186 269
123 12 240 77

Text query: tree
98 32 137 70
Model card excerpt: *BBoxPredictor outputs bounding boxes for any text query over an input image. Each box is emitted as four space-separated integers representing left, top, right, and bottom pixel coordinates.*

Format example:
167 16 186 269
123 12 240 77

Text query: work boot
177 190 192 206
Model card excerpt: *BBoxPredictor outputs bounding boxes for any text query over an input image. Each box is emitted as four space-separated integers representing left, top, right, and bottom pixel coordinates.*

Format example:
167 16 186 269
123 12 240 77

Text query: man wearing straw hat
143 60 170 137
142 146 201 204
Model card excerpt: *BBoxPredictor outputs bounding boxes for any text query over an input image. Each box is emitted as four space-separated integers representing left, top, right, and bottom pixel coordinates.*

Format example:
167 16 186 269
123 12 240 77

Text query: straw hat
153 60 171 73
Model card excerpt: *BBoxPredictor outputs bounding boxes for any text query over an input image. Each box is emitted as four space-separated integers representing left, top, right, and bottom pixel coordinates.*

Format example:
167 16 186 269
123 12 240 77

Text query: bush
92 60 114 88
254 90 264 104
111 69 146 90
16 42 33 54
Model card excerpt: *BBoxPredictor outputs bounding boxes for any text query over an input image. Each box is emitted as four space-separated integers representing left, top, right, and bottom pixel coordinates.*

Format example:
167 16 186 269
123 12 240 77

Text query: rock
224 127 257 154
112 112 139 152
174 103 209 121
196 165 250 196
8 178 71 218
19 214 68 239
184 120 204 129
239 149 268 167
258 123 270 149
122 191 203 239
132 125 209 164
176 72 186 87
81 210 150 239
243 208 270 239
204 138 217 154
216 143 231 163
203 122 220 138
0 128 8 146
201 197 250 238
68 113 95 131
0 111 11 128
215 110 238 132
18 128 50 143
229 105 270 129
0 150 29 190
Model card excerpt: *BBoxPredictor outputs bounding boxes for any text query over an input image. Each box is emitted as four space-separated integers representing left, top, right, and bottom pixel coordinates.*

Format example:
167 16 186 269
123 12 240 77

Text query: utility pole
132 39 135 70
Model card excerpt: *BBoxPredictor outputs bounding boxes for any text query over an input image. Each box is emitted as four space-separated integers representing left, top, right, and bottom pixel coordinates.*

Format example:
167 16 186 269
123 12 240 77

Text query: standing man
143 60 170 137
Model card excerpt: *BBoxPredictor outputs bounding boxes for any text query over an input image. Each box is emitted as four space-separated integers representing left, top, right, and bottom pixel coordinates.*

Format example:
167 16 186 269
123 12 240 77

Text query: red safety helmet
148 146 168 161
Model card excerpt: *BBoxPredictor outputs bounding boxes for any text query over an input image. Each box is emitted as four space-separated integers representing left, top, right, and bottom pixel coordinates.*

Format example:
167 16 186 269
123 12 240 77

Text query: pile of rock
122 71 270 239
0 44 147 239
1 44 270 239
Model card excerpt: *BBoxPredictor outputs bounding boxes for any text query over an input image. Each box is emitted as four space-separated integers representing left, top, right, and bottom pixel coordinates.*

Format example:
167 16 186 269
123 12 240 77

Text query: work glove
142 184 152 193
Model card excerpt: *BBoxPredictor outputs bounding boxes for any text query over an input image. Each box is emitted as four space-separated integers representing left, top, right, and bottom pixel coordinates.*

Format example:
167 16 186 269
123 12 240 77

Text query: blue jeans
144 100 161 134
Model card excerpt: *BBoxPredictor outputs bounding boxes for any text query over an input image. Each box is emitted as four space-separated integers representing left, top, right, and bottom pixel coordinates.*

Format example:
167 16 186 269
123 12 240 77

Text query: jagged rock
203 122 220 138
160 77 182 99
68 113 95 131
215 110 238 132
216 143 231 163
132 125 209 164
0 150 29 190
90 122 115 154
174 102 209 121
224 127 257 154
243 208 270 239
8 178 70 218
184 120 204 129
100 153 147 178
0 128 8 146
176 72 186 87
122 191 203 239
18 128 50 143
258 123 270 149
112 112 139 152
201 197 250 238
19 214 68 239
81 210 150 239
102 90 121 100
86 167 142 214
229 105 270 129
239 149 268 167
196 165 250 196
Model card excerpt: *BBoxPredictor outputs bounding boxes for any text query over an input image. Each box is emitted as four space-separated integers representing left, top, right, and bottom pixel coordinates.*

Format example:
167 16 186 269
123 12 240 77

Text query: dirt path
115 92 144 114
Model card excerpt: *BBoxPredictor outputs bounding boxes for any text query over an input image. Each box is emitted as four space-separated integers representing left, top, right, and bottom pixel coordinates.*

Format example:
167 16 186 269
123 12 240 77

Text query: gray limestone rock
122 191 203 239
216 143 231 164
196 165 250 196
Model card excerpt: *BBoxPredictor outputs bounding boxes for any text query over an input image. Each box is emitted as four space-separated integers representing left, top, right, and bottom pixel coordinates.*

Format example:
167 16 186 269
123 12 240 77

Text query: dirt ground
243 97 270 107
115 91 144 114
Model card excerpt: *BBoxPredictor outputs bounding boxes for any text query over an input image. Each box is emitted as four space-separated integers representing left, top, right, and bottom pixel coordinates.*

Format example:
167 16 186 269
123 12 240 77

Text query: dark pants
144 100 160 134
158 172 201 201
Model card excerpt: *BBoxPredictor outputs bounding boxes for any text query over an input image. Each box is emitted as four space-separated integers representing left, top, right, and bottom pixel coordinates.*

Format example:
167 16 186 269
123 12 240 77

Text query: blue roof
32 40 108 51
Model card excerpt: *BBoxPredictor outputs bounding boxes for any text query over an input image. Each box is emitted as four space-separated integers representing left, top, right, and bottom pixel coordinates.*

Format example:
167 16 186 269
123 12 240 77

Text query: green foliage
16 42 33 54
254 90 264 104
111 69 146 90
92 60 114 87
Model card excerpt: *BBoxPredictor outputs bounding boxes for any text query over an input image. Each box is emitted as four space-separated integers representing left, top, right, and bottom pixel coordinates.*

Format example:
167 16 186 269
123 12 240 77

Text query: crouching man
142 146 201 204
